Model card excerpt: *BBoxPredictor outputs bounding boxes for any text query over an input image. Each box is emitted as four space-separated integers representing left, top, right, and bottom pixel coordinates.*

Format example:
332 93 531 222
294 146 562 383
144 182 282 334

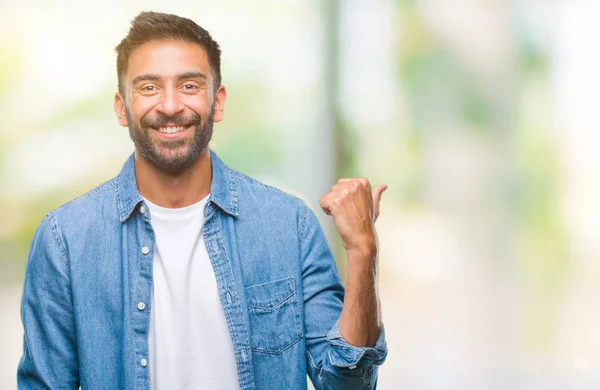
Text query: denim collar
116 149 239 222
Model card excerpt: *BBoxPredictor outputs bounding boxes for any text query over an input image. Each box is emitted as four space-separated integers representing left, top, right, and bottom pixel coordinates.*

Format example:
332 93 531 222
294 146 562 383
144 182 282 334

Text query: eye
182 83 199 91
141 85 157 92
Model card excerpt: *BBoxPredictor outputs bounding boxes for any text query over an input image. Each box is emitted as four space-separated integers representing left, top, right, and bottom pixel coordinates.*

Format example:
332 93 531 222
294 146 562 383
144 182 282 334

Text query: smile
157 126 187 134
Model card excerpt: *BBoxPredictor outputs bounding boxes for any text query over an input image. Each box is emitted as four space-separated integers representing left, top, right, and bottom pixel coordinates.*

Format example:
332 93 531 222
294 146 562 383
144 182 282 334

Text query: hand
319 178 387 254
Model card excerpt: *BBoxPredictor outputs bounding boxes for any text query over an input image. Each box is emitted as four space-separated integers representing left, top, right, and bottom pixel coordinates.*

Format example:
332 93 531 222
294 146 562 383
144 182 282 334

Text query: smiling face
114 39 226 173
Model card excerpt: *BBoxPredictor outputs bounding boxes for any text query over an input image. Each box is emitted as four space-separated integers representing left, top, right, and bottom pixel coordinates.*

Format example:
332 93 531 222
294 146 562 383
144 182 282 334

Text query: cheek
130 98 158 121
182 93 211 111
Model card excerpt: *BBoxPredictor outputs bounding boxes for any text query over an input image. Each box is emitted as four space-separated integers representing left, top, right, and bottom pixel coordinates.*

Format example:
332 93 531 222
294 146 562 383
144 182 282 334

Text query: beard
126 105 214 173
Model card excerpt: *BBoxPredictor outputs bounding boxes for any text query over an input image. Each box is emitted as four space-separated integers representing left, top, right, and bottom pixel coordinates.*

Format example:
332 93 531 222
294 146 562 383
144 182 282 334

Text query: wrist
346 239 378 283
345 234 377 260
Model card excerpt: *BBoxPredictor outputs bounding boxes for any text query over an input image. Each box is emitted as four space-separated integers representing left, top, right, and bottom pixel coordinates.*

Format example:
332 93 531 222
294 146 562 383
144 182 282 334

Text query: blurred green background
2 0 599 388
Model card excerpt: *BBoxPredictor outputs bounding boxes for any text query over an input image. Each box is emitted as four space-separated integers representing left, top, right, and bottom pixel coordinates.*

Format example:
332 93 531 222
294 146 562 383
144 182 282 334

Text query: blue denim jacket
18 150 387 389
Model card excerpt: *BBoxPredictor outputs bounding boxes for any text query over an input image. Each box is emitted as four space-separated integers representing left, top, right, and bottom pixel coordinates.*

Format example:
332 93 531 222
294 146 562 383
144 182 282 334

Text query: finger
338 177 370 185
330 182 356 193
357 178 370 188
319 194 334 216
336 178 371 193
372 184 388 221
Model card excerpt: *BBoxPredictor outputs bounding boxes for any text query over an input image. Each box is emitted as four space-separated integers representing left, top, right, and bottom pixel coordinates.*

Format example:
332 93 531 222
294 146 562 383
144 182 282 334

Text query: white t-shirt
145 194 240 390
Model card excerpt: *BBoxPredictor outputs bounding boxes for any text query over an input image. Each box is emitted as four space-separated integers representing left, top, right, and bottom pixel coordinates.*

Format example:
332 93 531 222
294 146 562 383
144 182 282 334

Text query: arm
320 179 387 348
301 187 387 390
18 212 80 389
338 244 381 347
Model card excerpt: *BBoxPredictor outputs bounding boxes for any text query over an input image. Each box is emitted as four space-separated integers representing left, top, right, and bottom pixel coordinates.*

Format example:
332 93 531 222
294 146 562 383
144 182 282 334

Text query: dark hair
115 11 222 96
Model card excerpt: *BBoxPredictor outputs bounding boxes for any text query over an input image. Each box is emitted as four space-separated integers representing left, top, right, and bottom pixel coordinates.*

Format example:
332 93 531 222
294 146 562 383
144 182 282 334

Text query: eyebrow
131 72 207 86
131 74 160 85
176 71 207 81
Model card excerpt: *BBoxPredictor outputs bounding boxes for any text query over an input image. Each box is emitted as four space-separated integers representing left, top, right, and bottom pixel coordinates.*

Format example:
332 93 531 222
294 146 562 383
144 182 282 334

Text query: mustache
140 112 202 129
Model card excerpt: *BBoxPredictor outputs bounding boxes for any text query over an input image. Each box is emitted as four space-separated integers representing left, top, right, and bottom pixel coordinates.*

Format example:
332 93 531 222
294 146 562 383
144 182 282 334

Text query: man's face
114 40 226 172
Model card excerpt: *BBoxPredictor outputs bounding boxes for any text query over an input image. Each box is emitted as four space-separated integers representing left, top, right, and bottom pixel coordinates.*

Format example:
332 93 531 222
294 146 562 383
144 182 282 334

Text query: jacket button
140 358 147 367
137 302 146 310
140 205 146 214
141 246 149 255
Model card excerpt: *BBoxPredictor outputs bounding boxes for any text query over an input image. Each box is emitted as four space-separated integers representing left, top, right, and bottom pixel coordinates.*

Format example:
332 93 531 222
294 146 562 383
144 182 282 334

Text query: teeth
158 126 185 134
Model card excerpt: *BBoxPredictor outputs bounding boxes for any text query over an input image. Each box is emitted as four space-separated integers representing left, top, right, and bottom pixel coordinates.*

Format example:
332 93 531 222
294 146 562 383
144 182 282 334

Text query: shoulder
225 167 316 230
27 177 119 264
48 177 119 231
228 168 304 205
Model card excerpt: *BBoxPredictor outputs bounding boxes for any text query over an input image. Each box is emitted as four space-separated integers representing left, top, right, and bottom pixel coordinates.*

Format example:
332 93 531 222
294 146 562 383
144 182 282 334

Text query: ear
212 85 227 123
114 93 129 127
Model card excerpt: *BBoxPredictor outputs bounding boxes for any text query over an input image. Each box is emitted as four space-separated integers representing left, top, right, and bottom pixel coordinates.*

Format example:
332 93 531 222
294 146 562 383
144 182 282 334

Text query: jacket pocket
245 277 303 354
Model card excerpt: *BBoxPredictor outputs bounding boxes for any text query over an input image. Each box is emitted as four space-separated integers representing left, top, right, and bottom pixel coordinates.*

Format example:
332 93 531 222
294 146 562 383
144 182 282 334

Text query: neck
134 149 212 208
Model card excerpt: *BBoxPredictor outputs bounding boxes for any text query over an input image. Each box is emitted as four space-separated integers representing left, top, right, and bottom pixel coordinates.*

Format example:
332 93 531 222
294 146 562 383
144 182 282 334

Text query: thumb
372 184 388 222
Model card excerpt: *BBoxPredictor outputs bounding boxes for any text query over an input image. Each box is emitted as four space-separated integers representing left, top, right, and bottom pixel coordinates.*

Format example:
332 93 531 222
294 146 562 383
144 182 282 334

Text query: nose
155 88 185 116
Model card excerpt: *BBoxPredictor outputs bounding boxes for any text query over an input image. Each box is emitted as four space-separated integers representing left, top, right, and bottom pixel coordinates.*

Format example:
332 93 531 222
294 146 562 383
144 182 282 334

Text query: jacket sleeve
18 212 80 389
299 203 387 389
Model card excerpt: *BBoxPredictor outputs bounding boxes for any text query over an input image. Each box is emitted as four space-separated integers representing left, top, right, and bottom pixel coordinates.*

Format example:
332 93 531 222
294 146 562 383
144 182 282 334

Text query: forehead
126 39 210 80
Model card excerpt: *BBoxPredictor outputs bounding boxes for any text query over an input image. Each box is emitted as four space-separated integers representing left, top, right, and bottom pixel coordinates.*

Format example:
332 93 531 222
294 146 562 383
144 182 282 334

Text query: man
18 11 387 390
